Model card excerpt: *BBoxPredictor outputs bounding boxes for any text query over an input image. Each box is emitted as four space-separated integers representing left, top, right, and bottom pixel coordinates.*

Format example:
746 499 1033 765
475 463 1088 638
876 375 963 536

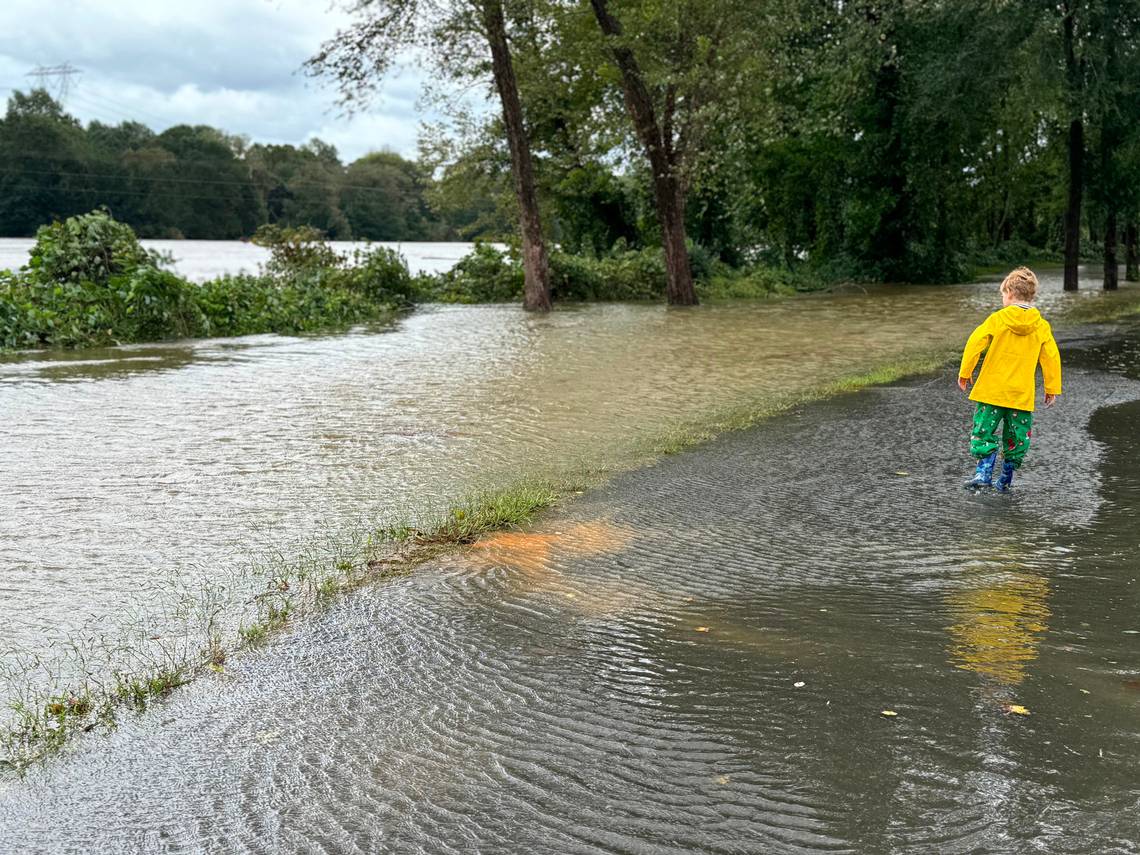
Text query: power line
0 166 409 195
71 90 172 130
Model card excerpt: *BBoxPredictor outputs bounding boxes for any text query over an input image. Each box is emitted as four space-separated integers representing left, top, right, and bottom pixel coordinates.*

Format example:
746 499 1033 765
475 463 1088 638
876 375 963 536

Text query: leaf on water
208 663 225 674
715 775 730 785
695 626 711 633
894 471 910 476
1079 689 1091 695
881 710 898 717
1005 704 1030 716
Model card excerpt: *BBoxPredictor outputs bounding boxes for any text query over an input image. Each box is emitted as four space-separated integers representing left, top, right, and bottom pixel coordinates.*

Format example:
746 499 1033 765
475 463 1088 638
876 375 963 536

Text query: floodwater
0 271 1131 714
0 318 1137 852
0 238 487 279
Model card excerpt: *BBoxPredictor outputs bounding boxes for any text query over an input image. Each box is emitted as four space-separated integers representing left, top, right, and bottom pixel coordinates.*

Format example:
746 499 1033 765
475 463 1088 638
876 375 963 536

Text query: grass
647 347 958 457
1060 286 1140 324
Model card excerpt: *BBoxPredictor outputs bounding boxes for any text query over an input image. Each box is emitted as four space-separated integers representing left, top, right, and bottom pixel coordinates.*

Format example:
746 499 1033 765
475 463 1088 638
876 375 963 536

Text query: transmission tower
26 63 81 102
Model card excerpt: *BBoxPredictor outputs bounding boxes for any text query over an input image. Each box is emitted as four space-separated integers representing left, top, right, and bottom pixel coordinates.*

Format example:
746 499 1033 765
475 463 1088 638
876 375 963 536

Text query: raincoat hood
996 305 1043 336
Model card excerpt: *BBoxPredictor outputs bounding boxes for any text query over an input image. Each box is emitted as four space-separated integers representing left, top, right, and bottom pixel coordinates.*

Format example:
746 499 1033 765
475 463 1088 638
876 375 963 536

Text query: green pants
970 403 1033 468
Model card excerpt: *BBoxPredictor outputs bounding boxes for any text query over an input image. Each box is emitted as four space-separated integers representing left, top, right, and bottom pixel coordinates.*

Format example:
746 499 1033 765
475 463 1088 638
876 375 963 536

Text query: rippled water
0 238 486 279
1 324 1137 853
0 271 1132 712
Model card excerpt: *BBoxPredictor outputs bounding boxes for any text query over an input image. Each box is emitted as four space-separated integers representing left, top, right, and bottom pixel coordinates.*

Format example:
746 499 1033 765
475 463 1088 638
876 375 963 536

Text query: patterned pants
970 403 1033 468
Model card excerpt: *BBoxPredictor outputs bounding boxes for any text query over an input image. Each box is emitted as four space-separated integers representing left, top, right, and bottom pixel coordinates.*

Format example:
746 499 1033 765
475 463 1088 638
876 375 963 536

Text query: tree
342 150 447 239
582 0 709 304
0 90 89 234
306 0 553 311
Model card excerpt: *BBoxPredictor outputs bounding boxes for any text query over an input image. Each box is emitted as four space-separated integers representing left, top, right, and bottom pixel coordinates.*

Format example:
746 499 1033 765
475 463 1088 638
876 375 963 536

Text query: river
0 238 486 279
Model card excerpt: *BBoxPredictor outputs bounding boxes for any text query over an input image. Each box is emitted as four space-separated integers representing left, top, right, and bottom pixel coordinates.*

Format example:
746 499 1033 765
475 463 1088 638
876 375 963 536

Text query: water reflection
946 562 1051 686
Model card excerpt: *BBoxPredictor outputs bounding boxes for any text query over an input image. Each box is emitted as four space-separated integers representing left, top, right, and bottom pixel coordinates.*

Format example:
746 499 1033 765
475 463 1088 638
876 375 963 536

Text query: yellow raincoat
959 305 1062 412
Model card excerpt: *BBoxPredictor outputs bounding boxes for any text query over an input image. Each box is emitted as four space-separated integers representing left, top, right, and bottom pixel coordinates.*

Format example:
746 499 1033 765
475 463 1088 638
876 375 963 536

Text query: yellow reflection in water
472 520 634 577
946 565 1050 685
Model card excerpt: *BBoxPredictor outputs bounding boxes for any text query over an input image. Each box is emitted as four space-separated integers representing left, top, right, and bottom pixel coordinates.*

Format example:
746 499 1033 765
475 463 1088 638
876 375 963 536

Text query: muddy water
0 272 1129 708
1 325 1137 853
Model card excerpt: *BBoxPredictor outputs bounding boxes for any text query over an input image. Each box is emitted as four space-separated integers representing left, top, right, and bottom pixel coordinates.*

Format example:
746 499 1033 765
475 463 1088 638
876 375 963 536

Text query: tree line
0 89 501 242
311 0 1140 309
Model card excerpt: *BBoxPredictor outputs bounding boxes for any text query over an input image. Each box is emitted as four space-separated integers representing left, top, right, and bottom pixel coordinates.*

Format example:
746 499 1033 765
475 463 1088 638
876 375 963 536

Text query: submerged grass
0 480 571 773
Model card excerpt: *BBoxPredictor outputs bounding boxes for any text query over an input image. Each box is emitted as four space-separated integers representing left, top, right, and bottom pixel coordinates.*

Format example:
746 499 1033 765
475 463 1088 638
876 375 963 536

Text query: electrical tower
26 63 81 102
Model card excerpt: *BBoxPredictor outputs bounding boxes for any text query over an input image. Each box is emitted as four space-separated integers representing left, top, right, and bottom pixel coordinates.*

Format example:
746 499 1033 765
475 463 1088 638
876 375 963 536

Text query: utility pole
26 63 81 102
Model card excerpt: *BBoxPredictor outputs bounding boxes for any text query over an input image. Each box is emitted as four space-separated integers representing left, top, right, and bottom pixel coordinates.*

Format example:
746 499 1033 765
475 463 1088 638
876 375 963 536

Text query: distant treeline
0 89 503 242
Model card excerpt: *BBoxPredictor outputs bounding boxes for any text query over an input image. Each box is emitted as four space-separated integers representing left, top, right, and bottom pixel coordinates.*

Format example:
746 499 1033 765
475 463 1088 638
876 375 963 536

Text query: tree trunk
1126 222 1139 281
481 0 551 311
1104 211 1118 290
588 0 697 305
1062 2 1082 291
1100 0 1119 292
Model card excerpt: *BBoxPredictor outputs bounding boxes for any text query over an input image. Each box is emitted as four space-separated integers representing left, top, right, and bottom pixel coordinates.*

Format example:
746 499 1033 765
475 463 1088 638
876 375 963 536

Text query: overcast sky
0 0 451 162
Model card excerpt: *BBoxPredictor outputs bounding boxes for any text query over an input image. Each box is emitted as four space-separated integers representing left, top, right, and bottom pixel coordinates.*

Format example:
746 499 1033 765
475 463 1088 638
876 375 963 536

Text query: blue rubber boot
996 461 1015 492
965 451 997 489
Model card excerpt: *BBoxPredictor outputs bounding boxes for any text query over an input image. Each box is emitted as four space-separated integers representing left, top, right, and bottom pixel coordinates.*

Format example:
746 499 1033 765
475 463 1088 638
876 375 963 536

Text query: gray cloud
0 0 450 161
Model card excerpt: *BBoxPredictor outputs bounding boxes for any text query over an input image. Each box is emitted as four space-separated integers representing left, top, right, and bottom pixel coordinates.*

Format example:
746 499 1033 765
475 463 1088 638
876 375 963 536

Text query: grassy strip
647 348 958 457
1060 287 1140 324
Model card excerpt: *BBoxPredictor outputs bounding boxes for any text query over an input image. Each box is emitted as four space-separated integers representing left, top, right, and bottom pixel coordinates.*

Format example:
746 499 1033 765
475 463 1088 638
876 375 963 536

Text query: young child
958 267 1062 491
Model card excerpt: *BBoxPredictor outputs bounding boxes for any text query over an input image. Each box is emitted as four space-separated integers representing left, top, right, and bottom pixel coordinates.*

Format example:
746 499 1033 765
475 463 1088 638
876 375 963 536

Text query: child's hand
957 376 971 392
1045 393 1058 407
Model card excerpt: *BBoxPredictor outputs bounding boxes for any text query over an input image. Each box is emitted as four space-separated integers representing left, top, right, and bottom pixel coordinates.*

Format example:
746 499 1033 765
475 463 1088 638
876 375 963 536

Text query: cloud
0 0 455 161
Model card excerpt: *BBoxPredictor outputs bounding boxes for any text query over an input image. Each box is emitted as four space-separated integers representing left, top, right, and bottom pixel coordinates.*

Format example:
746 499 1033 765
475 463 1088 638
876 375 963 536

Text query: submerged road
2 328 1139 854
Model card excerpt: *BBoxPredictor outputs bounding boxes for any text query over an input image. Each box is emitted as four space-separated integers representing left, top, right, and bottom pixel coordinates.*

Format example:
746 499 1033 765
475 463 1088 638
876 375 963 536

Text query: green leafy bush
339 246 419 307
27 209 160 284
412 243 525 303
252 223 343 276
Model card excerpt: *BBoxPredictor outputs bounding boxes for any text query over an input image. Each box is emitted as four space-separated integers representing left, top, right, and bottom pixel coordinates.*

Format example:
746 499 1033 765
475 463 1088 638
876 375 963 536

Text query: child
958 267 1062 491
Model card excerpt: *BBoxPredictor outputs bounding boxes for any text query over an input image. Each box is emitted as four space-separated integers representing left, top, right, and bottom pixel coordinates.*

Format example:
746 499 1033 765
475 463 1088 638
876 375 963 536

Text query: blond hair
1001 267 1038 302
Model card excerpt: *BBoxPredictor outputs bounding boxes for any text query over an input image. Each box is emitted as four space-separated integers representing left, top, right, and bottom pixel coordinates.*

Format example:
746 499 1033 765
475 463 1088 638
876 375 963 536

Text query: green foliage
410 241 817 304
1 211 410 351
252 223 344 274
412 243 525 303
27 209 158 283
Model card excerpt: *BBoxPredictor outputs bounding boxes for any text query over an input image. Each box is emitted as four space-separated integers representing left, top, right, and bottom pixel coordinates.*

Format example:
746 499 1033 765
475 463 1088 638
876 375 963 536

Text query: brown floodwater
0 271 1131 717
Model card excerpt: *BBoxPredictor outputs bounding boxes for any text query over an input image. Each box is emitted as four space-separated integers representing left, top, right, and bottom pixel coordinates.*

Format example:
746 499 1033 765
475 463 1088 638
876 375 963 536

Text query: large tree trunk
481 0 551 311
588 0 697 305
1062 2 1082 291
1103 212 1118 290
1126 222 1139 281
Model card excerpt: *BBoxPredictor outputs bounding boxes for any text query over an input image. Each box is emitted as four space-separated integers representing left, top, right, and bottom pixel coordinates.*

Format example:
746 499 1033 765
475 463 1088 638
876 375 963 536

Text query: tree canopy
0 91 482 241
